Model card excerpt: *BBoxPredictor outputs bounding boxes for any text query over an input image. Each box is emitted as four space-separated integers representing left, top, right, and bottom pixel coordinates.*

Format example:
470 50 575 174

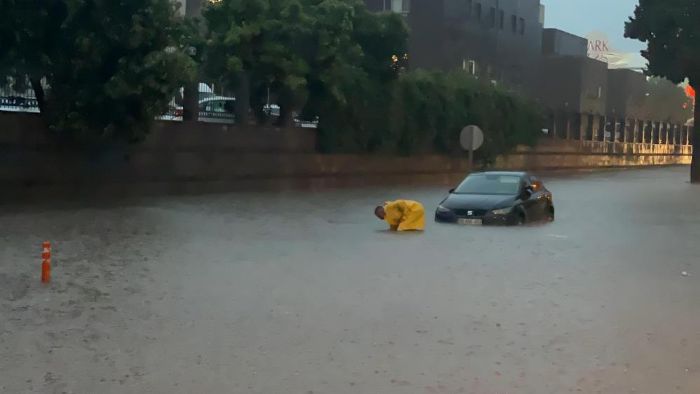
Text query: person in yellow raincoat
374 200 425 231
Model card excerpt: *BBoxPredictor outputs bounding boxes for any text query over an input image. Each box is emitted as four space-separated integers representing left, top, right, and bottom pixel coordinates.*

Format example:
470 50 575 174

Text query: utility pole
182 0 202 122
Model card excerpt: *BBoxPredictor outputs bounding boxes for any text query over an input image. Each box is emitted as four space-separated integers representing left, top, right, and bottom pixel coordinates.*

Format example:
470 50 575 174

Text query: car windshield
454 174 521 195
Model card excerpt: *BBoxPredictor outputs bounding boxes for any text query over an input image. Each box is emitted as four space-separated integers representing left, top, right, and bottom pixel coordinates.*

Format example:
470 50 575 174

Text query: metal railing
0 85 40 114
1 81 314 129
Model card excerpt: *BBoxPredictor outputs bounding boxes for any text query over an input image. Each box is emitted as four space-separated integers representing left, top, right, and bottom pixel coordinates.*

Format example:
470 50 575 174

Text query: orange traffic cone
41 241 51 283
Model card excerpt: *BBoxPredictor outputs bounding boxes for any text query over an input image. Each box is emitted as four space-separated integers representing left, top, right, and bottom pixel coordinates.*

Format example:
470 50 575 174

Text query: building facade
367 0 544 92
365 0 411 15
365 0 692 143
174 0 202 16
535 56 608 115
542 29 587 57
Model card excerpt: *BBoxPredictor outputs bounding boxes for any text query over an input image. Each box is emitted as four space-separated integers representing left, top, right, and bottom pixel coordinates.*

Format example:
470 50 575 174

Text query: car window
201 100 224 112
454 174 522 195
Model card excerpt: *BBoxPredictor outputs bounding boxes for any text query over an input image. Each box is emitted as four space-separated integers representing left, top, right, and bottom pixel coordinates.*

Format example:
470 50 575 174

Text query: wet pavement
2 166 700 393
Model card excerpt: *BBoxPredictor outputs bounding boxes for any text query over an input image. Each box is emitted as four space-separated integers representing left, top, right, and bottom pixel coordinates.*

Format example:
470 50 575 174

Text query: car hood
441 193 516 210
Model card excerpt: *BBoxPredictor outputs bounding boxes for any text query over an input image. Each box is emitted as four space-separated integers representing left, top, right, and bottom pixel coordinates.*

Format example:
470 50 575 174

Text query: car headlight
491 207 513 215
437 205 452 213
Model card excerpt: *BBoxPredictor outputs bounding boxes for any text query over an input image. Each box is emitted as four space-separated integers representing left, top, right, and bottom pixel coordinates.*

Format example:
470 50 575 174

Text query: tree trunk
182 0 203 121
275 86 294 127
276 105 293 127
182 82 199 122
691 96 700 183
234 72 250 126
276 89 293 127
29 77 47 115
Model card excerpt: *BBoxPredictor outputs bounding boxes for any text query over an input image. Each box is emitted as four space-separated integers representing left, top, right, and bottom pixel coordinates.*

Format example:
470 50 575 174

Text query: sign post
460 125 484 172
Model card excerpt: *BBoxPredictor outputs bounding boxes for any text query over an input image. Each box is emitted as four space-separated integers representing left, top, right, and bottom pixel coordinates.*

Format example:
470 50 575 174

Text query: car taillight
174 108 183 116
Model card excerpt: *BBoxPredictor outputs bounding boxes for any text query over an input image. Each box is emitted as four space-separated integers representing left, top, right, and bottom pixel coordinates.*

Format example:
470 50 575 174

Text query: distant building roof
542 28 588 58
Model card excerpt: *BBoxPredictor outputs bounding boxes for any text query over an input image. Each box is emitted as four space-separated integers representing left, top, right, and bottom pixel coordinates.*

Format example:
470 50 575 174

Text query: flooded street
2 166 700 393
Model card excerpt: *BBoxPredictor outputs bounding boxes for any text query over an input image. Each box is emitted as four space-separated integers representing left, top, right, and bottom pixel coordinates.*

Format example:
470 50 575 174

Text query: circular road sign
460 125 484 151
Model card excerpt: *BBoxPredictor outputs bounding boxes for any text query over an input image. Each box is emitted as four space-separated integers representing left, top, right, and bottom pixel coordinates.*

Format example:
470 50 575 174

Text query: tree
626 0 700 182
0 0 68 113
202 0 407 130
629 77 694 123
305 1 408 152
1 0 196 143
199 0 536 158
182 0 204 123
202 0 312 126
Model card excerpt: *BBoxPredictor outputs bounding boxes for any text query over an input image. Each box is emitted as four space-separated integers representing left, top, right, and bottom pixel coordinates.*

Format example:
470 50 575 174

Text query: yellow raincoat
384 200 425 232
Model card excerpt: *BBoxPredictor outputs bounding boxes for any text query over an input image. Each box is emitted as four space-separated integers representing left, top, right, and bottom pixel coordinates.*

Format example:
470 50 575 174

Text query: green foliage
1 0 196 143
629 77 694 122
0 0 66 88
625 0 700 86
308 3 408 151
201 0 539 159
318 69 543 159
202 0 407 127
323 70 542 161
626 0 700 181
203 0 318 123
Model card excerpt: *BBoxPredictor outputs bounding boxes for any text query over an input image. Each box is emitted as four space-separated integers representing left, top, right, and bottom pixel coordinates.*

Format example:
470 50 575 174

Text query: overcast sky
541 0 644 63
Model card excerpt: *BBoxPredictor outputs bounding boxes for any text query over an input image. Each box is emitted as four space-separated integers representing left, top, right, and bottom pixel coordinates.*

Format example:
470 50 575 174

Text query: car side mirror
520 187 533 200
449 188 455 194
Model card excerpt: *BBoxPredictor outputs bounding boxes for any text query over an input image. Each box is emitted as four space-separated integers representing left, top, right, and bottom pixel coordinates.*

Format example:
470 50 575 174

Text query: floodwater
1 166 700 393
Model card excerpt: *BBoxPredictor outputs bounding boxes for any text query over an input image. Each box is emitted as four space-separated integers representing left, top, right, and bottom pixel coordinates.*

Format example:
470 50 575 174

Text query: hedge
317 70 543 164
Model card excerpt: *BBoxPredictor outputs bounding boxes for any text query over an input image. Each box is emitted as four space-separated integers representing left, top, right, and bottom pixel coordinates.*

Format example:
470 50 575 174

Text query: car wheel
516 211 526 226
546 205 555 222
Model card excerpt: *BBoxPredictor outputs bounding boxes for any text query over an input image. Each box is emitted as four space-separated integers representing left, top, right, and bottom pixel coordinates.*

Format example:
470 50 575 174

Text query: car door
527 176 548 220
519 177 539 220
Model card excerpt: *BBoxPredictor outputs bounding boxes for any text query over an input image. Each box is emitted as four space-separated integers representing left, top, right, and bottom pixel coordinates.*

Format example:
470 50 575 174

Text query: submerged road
2 166 700 393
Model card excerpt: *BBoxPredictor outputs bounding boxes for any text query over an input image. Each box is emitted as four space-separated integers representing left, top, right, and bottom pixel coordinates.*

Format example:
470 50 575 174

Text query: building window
383 0 410 15
499 10 505 29
401 0 411 14
463 59 477 75
511 15 517 33
488 7 496 27
451 0 471 19
519 17 525 35
446 0 470 19
475 3 482 21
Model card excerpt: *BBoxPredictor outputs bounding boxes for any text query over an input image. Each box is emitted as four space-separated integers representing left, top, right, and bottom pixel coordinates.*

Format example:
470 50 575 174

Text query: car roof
199 96 235 103
470 171 528 177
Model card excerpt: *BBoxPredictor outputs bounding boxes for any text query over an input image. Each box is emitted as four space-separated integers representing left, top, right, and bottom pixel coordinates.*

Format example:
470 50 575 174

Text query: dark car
435 171 554 226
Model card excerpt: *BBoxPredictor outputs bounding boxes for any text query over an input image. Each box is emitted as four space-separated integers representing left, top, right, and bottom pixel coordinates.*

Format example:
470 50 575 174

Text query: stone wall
0 114 317 153
0 113 692 200
494 138 691 169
